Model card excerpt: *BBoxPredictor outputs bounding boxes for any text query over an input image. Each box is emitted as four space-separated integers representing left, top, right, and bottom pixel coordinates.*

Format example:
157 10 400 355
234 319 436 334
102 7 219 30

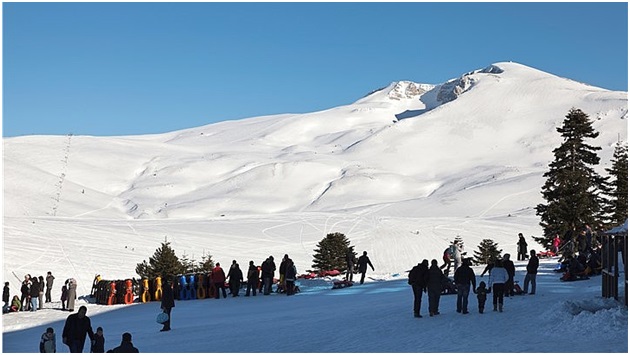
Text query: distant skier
357 251 374 285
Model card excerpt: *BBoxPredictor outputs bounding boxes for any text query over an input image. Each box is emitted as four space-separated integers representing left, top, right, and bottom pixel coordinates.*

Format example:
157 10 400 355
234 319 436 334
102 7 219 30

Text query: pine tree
311 232 354 273
135 242 184 280
603 141 628 226
535 108 607 249
197 253 215 274
473 239 502 266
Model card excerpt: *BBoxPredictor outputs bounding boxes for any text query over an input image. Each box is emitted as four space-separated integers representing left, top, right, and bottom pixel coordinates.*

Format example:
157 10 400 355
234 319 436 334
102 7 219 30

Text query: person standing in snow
91 326 105 353
552 234 561 254
61 281 69 311
3 282 9 309
439 247 452 276
502 254 515 297
285 258 298 296
345 248 356 281
517 233 528 261
40 327 57 353
45 271 55 303
227 261 243 297
427 259 447 316
160 279 175 332
278 254 289 293
20 276 31 311
453 258 476 314
489 259 508 312
475 281 490 314
452 241 463 273
523 250 539 295
245 261 259 297
66 278 77 312
37 276 45 310
212 263 228 299
357 251 374 285
261 256 276 295
408 259 429 318
29 276 41 312
62 306 95 353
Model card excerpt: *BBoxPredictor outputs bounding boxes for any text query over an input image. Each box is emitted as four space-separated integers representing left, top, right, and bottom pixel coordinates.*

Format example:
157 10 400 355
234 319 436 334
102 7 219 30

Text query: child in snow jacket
476 281 490 314
91 327 105 353
40 327 56 353
60 285 68 311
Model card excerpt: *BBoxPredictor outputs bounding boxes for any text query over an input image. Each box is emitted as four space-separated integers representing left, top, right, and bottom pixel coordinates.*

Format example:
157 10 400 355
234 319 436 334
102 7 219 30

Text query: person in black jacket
502 254 515 297
160 280 175 332
107 332 138 353
427 259 447 316
3 282 9 308
62 306 95 353
91 327 105 353
29 277 41 312
227 261 243 297
20 277 30 311
357 251 374 285
523 250 539 295
517 233 528 261
261 256 276 295
408 259 429 318
245 261 259 297
453 258 477 314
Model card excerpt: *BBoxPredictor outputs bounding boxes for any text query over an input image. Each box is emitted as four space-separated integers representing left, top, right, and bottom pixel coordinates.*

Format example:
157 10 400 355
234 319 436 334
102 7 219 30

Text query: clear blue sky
3 2 628 137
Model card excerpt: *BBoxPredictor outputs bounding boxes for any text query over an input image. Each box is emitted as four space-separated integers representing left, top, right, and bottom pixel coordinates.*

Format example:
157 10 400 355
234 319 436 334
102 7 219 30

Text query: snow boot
499 303 503 312
493 304 497 312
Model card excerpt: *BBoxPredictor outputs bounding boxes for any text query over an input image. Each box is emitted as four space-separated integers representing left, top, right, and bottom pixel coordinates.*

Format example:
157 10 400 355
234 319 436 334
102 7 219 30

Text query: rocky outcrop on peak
436 75 476 104
387 81 435 100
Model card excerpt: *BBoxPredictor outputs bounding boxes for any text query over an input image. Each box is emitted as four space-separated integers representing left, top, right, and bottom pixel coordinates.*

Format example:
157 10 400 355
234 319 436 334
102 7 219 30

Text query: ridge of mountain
3 61 627 220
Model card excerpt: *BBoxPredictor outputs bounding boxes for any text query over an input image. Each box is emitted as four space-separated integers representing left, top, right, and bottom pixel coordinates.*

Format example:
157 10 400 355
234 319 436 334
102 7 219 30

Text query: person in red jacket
212 263 227 299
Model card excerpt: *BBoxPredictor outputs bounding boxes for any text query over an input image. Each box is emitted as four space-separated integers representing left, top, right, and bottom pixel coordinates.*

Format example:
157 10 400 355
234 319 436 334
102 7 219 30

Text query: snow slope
2 61 628 352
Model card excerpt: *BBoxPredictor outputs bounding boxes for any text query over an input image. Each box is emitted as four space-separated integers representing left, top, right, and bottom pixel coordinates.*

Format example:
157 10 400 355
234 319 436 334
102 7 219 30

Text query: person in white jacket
488 259 509 312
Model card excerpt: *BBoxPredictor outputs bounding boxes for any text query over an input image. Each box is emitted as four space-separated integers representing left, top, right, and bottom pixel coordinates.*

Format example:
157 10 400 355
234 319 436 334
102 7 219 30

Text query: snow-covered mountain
2 61 627 295
4 62 627 220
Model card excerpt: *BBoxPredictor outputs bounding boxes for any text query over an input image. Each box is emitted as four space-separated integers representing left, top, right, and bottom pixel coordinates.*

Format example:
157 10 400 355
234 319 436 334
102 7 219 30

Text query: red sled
332 280 354 289
537 250 556 258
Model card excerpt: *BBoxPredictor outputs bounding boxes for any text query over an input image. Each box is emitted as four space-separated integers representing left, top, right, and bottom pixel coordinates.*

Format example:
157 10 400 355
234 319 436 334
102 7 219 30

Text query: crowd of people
408 234 542 317
2 272 61 314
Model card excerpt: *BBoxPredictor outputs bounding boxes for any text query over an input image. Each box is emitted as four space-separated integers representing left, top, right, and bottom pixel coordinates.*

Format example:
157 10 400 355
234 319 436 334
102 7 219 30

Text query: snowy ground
2 258 627 353
2 61 628 353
